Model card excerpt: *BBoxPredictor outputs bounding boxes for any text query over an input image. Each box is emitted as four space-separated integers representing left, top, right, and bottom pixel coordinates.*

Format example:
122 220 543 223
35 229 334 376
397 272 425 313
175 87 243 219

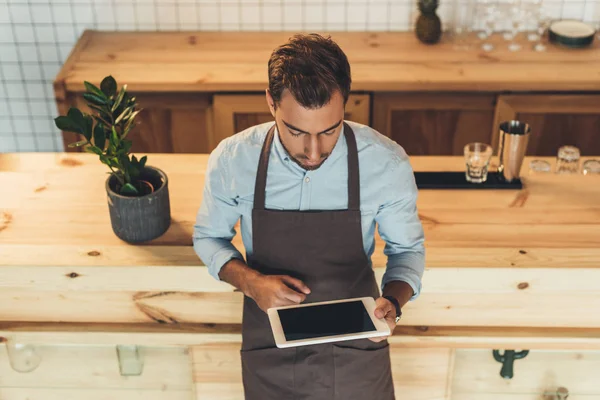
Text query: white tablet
267 297 391 348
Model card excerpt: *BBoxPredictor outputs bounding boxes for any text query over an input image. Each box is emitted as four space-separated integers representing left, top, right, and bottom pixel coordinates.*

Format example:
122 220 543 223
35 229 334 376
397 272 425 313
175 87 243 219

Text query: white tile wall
0 0 599 153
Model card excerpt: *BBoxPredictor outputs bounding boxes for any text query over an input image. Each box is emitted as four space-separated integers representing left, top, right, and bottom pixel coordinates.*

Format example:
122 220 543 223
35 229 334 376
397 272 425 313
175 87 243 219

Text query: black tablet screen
277 300 376 341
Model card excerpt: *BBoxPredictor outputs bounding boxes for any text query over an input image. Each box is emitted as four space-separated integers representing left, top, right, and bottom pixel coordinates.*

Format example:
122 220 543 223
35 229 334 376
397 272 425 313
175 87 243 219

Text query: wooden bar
1 153 599 345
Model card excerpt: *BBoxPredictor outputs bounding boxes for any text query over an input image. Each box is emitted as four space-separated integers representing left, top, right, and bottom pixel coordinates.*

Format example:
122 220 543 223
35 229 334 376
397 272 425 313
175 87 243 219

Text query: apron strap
253 122 360 211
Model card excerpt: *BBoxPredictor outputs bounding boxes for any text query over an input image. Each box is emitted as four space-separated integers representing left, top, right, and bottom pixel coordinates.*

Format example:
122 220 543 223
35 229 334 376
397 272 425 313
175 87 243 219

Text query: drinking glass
6 340 42 373
556 146 581 174
464 142 493 183
529 159 552 173
583 159 600 175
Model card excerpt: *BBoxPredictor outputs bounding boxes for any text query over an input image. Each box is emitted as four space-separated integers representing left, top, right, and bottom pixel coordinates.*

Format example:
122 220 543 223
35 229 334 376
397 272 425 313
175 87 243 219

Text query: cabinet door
212 93 371 147
493 95 600 156
70 93 213 153
372 94 496 156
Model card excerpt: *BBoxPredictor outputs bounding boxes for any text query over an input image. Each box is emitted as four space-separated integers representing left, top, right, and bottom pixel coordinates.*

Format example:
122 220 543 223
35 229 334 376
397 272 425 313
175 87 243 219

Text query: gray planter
106 166 171 243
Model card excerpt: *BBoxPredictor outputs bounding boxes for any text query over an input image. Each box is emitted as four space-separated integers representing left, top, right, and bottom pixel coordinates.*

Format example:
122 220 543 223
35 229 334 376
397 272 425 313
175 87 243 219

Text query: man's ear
265 89 276 117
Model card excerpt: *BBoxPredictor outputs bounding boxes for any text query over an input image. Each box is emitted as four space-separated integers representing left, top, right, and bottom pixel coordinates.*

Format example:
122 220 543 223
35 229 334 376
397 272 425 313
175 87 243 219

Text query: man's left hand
369 296 397 342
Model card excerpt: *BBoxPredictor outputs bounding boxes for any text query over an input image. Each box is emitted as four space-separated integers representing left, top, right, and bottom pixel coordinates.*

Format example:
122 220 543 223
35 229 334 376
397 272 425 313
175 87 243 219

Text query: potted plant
54 75 171 243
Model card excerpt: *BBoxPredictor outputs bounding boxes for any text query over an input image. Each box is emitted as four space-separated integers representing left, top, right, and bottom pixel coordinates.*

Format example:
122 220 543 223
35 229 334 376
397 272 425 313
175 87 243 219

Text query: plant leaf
84 81 106 99
54 116 81 133
139 155 147 169
114 105 133 124
93 122 106 151
84 146 103 156
83 92 108 106
68 140 88 148
111 84 127 113
120 183 138 196
82 114 93 141
67 107 85 129
100 76 117 97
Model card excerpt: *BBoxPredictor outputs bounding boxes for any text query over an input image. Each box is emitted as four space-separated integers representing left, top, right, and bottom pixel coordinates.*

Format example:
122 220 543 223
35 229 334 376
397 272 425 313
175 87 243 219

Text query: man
193 33 425 400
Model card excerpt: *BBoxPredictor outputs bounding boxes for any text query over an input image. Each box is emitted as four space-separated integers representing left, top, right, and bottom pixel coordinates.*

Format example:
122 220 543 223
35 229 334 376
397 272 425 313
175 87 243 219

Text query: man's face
266 89 344 171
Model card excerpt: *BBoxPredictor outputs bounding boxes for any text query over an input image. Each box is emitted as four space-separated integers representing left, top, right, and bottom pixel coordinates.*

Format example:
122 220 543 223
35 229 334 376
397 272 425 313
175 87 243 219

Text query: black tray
414 171 522 190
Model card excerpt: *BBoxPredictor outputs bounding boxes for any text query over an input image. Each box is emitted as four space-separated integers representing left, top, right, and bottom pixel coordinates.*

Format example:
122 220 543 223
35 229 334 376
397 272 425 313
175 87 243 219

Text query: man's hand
369 296 397 342
219 259 311 313
246 274 311 313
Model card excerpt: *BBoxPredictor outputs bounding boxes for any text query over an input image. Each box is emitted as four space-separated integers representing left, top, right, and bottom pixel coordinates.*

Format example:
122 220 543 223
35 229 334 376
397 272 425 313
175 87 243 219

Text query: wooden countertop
1 153 600 336
55 30 600 93
2 153 599 269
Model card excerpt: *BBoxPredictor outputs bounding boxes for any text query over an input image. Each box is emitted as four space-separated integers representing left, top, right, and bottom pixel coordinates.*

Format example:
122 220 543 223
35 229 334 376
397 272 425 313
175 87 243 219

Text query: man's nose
305 135 321 161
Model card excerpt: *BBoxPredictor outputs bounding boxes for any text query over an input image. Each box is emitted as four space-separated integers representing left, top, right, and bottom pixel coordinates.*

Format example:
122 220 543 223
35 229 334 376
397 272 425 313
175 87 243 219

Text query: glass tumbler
556 146 580 174
583 159 600 175
464 142 493 183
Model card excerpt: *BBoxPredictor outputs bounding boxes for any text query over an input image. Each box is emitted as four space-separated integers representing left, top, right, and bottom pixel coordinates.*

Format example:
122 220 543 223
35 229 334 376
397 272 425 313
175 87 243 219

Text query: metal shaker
497 120 530 182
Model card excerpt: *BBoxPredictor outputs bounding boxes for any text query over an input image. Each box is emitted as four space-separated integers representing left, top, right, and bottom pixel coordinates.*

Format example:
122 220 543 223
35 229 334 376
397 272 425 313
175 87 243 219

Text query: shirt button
305 177 310 183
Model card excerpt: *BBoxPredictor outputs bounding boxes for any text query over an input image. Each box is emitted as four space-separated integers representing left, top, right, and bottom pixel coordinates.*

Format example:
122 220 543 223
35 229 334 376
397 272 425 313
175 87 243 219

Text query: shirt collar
272 122 347 172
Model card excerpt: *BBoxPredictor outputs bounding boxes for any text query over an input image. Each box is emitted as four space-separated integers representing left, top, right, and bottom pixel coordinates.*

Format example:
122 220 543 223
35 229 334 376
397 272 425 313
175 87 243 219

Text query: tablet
267 297 390 348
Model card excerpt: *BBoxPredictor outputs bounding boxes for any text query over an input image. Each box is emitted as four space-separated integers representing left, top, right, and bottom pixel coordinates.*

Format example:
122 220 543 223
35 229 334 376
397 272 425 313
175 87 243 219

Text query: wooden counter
57 31 600 93
55 31 600 156
1 152 599 348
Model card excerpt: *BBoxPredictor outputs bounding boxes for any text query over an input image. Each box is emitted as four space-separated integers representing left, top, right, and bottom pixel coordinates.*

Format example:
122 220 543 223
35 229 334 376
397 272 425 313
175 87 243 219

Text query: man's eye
290 131 302 137
321 131 335 136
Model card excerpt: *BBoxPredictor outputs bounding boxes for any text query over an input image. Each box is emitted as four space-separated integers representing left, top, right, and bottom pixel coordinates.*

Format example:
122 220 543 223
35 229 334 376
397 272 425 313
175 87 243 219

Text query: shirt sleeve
375 156 426 301
192 143 244 281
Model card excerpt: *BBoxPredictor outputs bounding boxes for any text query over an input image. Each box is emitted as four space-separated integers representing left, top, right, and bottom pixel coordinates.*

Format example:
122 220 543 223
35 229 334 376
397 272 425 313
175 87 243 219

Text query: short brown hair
268 33 351 109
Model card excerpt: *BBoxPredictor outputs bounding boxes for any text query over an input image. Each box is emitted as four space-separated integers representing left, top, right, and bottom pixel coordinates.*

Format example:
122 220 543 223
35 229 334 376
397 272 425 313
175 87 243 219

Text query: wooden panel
516 113 600 156
493 95 600 157
0 344 193 399
192 344 453 400
372 94 496 155
212 93 371 147
234 112 273 133
452 349 600 399
66 93 212 153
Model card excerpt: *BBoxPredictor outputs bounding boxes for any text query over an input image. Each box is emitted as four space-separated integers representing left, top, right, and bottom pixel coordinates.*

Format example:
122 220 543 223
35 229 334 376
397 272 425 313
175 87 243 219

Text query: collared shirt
193 121 425 300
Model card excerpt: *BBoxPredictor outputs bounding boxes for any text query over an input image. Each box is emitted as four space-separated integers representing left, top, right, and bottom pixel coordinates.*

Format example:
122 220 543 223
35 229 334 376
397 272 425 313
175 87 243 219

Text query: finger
280 286 306 304
280 275 311 294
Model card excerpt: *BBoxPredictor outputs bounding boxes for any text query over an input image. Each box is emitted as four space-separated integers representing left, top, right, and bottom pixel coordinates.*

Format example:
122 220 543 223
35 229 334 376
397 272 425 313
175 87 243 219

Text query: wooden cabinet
372 93 497 156
494 95 600 156
212 93 371 147
72 93 214 154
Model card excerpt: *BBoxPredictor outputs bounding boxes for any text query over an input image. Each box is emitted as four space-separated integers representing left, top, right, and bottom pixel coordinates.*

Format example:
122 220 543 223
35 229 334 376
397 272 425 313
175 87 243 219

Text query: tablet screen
277 300 376 341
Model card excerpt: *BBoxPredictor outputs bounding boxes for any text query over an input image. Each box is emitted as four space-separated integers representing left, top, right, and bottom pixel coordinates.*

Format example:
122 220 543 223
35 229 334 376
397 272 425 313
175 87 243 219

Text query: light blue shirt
193 121 425 300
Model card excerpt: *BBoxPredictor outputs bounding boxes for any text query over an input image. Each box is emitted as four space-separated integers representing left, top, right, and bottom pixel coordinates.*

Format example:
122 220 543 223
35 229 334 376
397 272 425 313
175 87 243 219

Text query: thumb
374 298 393 319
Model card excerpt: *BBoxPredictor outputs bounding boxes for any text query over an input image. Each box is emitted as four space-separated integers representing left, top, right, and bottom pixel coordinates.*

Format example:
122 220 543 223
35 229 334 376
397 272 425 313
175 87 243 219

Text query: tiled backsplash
1 0 599 153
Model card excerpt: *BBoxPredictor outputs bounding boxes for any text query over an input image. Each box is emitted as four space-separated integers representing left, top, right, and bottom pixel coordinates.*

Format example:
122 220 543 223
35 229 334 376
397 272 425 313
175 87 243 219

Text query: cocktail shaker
497 120 530 182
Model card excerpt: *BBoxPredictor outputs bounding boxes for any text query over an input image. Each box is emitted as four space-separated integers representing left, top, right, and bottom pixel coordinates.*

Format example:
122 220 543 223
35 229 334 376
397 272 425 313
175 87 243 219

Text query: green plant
54 75 151 196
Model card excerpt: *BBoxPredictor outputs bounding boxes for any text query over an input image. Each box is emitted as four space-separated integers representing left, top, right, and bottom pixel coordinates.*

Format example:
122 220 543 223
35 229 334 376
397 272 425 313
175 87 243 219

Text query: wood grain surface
55 31 600 93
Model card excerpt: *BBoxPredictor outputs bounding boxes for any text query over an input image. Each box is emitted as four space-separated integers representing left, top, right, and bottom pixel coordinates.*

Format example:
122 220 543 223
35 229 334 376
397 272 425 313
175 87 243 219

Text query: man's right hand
246 274 311 313
218 258 311 313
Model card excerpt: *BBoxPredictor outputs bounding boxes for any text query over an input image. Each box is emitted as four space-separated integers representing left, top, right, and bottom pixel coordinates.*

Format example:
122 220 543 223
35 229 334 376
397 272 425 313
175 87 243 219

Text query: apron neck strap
254 122 360 211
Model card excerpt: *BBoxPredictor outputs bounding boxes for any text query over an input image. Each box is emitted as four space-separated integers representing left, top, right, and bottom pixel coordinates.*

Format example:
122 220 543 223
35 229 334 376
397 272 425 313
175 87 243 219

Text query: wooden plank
3 323 600 349
452 349 600 398
191 344 453 400
0 344 192 392
63 61 600 93
0 389 193 400
0 274 599 327
58 31 600 93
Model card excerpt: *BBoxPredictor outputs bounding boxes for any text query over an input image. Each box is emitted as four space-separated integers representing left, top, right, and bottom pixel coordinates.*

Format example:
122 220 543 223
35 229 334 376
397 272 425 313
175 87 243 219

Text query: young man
193 33 425 400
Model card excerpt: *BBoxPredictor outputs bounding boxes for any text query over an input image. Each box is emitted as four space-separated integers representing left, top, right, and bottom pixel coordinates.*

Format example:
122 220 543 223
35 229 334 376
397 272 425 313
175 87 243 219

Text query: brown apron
240 122 395 400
